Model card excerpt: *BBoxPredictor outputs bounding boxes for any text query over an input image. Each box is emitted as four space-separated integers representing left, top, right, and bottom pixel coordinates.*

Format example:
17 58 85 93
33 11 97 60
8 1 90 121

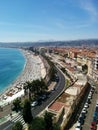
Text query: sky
0 0 98 42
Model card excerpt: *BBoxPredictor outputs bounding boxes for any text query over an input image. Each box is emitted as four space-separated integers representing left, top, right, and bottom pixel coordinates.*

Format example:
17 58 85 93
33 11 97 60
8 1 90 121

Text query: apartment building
47 77 88 130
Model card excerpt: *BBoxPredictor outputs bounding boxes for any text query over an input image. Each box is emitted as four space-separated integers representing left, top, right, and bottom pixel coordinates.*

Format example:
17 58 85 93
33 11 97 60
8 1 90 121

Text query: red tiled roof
48 102 65 112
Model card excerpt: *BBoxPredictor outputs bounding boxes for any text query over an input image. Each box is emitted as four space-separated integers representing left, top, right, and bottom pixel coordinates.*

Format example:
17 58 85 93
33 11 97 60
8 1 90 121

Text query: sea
0 48 25 93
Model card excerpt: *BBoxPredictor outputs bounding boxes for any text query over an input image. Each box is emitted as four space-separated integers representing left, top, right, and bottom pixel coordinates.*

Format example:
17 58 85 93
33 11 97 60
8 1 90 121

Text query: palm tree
31 79 47 96
13 98 21 112
23 79 47 100
40 79 47 94
23 82 28 96
23 81 32 100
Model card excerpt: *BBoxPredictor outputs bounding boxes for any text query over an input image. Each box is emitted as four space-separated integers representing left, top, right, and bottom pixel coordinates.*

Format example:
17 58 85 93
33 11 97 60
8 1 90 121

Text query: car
88 93 92 96
82 107 87 111
90 91 94 94
84 104 89 108
93 112 98 118
75 122 81 130
91 86 95 89
96 100 98 105
76 122 81 127
89 91 93 95
86 99 91 104
93 116 97 122
31 101 38 107
96 104 98 107
91 121 96 126
78 118 84 125
40 94 47 100
88 93 92 97
75 128 81 130
88 96 92 100
79 113 85 119
90 126 96 130
95 106 98 112
81 109 87 115
85 102 89 106
78 115 84 125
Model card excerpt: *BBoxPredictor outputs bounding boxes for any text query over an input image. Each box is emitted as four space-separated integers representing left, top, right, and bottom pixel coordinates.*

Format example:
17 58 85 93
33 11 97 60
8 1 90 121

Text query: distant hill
0 39 98 48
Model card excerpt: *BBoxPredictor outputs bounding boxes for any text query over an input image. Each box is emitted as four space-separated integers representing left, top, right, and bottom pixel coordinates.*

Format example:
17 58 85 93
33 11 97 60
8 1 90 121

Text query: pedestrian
10 113 12 118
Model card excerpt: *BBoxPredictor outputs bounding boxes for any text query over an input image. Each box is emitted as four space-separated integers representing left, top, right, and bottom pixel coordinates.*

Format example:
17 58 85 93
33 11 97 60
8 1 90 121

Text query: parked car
31 101 38 107
88 94 92 99
82 107 87 111
75 122 81 130
96 100 98 105
96 104 98 108
78 118 84 125
88 93 92 97
79 113 85 119
84 104 89 108
75 128 81 130
93 116 97 122
86 99 91 104
85 102 89 106
90 126 96 130
78 114 84 125
93 112 98 119
90 121 96 126
81 109 87 115
95 106 98 112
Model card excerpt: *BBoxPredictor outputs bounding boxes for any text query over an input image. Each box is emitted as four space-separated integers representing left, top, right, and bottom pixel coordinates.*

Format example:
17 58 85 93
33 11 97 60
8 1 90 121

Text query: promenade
0 49 46 107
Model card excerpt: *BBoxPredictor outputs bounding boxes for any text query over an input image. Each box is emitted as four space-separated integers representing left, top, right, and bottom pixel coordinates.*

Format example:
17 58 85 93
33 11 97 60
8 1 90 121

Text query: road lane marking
3 124 12 130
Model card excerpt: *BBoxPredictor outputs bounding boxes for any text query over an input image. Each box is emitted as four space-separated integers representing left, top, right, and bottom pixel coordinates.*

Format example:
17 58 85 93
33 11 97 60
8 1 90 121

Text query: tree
39 79 47 94
12 121 23 130
23 81 32 100
44 111 53 130
53 123 60 130
23 99 33 124
28 111 60 130
23 82 28 96
29 117 46 130
13 98 21 112
30 79 47 97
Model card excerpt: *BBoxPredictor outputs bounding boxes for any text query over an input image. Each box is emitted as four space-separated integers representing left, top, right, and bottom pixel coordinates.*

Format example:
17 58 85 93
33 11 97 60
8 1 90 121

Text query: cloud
79 0 97 22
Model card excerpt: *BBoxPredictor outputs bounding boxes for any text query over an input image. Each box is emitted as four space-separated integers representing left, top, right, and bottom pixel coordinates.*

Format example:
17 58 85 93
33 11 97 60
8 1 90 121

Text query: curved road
0 68 65 130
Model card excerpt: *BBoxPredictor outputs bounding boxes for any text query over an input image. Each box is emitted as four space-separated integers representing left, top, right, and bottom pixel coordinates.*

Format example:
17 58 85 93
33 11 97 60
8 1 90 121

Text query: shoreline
0 49 46 106
0 49 26 97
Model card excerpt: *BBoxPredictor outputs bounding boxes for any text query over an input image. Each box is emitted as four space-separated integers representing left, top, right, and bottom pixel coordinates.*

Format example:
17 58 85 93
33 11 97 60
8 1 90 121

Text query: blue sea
0 48 25 93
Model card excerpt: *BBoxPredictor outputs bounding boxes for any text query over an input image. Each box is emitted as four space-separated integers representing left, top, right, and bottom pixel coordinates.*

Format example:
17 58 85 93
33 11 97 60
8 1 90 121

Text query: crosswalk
10 114 27 128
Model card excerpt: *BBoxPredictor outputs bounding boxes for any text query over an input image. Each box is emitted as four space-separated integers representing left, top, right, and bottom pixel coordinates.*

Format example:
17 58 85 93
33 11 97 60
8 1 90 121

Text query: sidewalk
0 111 18 125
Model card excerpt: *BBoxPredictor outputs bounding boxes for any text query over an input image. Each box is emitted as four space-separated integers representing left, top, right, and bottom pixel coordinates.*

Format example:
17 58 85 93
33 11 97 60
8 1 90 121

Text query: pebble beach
0 49 46 106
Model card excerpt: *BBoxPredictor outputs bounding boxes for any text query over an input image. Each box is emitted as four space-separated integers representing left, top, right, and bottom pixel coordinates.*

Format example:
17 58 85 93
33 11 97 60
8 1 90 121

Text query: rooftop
57 92 75 106
65 86 80 96
48 101 65 113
